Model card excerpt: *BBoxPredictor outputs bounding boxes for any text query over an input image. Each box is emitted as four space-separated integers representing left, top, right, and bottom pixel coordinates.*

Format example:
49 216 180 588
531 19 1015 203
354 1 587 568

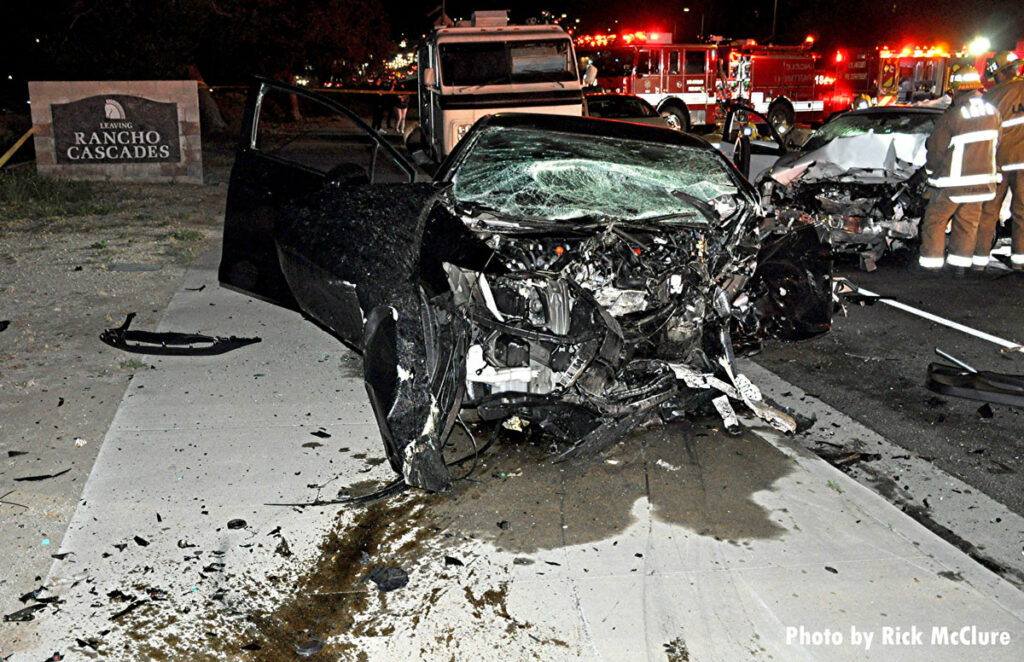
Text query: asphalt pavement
4 241 1024 660
755 253 1024 517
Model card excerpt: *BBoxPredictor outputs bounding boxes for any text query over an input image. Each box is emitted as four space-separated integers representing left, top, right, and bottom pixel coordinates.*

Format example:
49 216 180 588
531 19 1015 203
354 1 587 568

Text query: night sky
1 0 1021 107
390 0 1023 51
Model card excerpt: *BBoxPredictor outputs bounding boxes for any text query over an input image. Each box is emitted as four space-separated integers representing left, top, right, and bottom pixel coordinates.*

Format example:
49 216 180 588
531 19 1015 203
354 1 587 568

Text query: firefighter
917 64 1001 277
974 51 1024 271
583 58 599 87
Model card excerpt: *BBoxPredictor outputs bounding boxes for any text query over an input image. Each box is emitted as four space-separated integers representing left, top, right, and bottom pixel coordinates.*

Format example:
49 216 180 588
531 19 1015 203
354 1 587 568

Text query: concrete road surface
4 244 1023 661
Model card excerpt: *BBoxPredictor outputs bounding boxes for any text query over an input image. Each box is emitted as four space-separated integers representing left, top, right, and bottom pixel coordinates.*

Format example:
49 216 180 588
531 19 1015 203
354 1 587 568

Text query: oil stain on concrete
109 421 796 659
424 420 797 553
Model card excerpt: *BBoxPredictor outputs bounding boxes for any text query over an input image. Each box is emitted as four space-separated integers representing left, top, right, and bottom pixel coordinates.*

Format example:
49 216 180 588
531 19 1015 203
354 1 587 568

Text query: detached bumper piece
100 313 261 356
926 363 1024 408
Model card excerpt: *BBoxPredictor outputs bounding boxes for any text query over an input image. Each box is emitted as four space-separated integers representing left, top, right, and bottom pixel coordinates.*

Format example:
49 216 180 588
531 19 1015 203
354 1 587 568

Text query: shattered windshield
451 126 740 222
802 112 937 152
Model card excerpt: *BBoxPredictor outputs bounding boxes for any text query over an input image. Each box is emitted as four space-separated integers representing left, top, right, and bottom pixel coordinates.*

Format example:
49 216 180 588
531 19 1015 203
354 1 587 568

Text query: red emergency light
879 44 950 59
835 50 845 63
579 30 673 46
574 33 618 47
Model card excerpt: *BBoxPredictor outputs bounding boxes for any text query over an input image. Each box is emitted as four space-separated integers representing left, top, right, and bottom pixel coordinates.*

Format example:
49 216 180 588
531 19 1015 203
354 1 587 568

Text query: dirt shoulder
0 146 232 620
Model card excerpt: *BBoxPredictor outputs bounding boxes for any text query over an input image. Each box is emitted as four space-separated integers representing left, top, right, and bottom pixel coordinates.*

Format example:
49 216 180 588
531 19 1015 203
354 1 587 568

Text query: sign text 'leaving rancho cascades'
52 95 180 164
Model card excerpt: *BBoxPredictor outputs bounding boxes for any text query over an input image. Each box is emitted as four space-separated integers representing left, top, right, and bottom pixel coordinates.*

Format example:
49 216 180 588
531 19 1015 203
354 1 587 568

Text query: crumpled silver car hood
770 132 929 185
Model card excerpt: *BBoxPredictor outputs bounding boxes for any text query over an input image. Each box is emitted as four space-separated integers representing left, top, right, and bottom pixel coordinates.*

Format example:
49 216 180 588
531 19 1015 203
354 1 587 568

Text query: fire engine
826 45 957 113
575 32 826 132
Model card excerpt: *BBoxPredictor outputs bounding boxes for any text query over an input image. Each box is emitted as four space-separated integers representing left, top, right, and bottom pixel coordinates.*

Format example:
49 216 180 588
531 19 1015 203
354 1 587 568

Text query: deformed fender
362 289 467 492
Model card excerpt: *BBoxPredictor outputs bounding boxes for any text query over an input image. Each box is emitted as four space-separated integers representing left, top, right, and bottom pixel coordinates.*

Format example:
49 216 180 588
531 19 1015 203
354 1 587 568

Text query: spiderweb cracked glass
452 127 737 221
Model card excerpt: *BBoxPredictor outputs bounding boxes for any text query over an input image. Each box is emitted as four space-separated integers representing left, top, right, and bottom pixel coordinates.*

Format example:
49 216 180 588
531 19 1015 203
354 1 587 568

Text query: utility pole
771 0 778 43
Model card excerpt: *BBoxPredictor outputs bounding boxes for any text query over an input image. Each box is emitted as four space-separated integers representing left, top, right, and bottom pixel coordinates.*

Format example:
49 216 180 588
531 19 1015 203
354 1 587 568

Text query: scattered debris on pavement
100 312 261 356
927 349 1024 408
4 603 48 622
361 566 409 592
295 635 324 657
13 468 71 482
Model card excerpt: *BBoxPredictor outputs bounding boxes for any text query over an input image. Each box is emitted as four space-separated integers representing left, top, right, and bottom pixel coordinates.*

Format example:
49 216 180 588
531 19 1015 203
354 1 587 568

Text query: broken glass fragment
362 566 409 592
4 603 47 622
295 637 324 657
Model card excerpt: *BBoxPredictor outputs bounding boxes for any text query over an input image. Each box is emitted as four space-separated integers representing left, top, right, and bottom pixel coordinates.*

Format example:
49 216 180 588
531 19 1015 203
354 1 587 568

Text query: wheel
767 103 794 135
661 105 690 132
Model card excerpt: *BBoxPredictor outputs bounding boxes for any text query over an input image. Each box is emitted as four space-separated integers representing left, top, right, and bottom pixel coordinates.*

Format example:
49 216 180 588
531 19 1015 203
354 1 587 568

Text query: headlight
662 113 681 131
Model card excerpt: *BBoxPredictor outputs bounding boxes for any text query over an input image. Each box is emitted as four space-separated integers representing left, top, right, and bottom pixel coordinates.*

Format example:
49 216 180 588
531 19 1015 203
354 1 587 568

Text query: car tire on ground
660 104 690 132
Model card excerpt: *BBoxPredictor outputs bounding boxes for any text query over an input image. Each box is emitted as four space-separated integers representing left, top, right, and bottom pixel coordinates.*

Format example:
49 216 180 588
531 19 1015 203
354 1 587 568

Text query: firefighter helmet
984 51 1020 80
948 64 983 91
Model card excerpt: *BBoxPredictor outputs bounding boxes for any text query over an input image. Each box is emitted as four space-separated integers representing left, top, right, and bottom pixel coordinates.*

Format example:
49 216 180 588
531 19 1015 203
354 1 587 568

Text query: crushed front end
427 116 833 463
766 173 926 271
760 107 940 270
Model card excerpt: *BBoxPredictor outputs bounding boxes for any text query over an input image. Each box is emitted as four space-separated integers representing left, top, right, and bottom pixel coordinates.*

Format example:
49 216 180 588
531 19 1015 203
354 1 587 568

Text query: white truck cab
412 10 584 162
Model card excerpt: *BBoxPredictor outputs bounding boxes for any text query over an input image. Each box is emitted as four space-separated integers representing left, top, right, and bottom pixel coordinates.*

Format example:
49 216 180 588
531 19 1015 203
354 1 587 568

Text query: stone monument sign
29 81 202 183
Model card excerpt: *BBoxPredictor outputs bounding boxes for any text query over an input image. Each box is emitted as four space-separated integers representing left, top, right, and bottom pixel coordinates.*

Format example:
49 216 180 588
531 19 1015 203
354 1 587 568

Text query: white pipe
476 273 505 323
855 285 1023 352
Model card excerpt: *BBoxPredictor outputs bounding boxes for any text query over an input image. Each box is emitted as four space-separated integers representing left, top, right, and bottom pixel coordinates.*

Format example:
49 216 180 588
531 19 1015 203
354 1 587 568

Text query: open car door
219 77 417 309
716 102 787 182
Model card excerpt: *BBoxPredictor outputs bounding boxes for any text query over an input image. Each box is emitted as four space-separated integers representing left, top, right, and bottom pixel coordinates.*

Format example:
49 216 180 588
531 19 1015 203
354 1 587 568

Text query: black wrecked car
219 78 833 491
760 105 943 270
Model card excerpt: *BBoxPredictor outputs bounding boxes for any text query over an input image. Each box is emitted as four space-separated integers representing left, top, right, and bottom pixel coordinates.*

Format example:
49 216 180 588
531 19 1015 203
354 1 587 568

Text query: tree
199 0 393 84
29 0 392 84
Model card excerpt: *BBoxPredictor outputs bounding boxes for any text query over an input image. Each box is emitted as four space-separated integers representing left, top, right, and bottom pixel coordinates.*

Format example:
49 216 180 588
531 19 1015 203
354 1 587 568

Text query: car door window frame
246 77 416 184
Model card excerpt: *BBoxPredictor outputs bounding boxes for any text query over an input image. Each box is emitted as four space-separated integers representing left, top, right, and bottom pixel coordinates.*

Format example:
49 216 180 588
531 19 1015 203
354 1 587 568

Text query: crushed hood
771 133 928 186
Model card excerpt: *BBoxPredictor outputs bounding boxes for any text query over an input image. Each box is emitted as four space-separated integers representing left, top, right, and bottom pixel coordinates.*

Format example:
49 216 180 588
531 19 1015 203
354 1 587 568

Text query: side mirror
424 68 436 87
325 162 370 187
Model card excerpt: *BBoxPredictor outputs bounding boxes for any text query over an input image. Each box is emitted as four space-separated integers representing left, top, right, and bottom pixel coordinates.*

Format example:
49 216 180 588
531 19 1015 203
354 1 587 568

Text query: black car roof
466 112 709 148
